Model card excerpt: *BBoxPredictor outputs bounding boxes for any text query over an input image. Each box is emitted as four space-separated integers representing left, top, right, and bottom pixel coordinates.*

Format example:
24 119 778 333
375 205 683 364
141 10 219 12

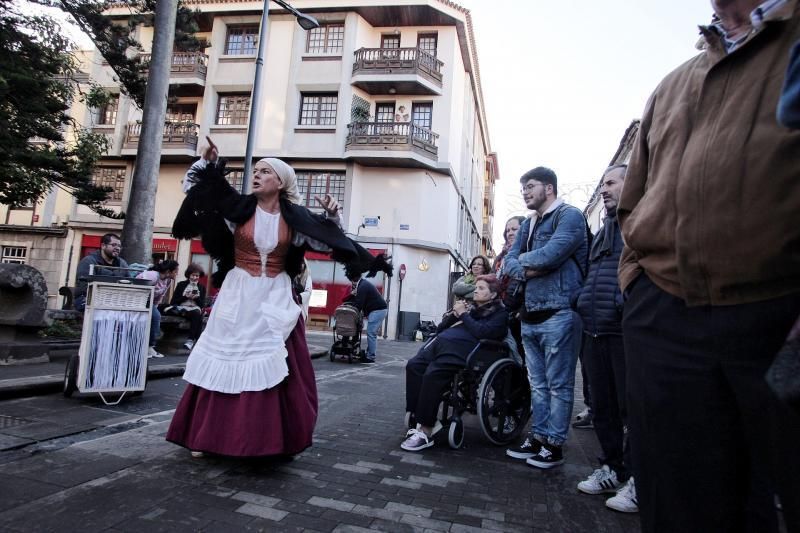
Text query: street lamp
242 0 320 193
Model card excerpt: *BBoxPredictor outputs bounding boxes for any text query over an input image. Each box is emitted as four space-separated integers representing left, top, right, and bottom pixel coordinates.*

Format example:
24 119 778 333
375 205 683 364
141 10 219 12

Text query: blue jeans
149 306 161 347
365 308 387 359
521 309 582 446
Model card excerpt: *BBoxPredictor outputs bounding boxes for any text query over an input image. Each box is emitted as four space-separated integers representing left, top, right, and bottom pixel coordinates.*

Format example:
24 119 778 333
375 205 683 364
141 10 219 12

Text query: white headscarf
257 157 302 205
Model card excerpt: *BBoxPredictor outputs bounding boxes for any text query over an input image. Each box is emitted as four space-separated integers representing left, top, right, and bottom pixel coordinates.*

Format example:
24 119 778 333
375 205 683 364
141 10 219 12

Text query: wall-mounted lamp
418 257 430 272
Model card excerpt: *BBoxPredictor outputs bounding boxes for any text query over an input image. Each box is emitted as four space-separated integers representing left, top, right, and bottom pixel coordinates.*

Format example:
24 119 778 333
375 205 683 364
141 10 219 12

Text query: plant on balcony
351 106 371 123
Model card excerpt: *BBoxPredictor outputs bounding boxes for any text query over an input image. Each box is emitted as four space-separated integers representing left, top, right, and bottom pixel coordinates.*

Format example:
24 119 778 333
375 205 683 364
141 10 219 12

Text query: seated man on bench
402 274 508 452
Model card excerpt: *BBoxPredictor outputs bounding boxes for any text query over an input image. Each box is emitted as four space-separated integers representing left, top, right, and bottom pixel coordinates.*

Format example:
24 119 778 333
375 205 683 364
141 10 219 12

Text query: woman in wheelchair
402 274 508 451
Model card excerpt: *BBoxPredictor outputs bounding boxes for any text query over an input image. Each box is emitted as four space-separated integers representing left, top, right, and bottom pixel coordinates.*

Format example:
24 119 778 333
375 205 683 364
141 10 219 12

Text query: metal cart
64 266 154 405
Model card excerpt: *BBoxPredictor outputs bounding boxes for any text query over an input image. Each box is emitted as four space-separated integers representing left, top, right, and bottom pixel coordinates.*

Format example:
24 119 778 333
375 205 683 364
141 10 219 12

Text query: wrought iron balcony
124 121 199 151
139 51 208 81
351 48 444 95
345 121 438 161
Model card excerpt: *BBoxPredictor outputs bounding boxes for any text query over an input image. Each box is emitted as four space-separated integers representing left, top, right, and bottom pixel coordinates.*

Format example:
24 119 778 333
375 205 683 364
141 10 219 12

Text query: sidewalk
0 338 640 532
0 330 332 399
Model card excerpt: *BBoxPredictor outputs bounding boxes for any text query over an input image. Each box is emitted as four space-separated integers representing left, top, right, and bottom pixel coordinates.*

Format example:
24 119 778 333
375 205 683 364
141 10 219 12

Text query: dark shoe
506 436 542 460
360 355 376 363
572 409 594 429
526 443 564 469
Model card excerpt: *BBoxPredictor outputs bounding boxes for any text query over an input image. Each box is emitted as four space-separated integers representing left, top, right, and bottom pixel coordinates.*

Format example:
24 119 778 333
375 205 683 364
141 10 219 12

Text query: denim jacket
503 200 589 312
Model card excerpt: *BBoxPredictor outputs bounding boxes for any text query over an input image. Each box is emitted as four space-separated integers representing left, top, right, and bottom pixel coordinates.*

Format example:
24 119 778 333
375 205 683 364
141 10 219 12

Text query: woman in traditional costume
166 138 391 458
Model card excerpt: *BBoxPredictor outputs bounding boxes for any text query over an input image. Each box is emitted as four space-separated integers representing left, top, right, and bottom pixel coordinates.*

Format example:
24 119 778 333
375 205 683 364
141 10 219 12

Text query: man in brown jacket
617 0 800 531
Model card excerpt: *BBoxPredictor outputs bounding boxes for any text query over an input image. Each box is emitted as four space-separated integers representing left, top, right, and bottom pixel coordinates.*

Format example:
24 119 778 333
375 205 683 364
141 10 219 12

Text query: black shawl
172 159 392 288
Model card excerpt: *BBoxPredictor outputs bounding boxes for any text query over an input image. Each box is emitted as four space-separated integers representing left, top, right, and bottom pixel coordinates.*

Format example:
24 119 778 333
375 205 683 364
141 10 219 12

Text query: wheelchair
408 338 531 449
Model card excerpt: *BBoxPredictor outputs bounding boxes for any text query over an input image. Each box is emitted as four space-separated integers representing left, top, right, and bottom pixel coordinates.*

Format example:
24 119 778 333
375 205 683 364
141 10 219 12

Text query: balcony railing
139 51 208 80
125 121 199 150
345 121 439 159
352 47 443 84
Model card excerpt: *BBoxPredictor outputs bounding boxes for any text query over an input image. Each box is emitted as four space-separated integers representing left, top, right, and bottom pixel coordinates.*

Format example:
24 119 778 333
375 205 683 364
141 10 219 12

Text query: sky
456 0 716 252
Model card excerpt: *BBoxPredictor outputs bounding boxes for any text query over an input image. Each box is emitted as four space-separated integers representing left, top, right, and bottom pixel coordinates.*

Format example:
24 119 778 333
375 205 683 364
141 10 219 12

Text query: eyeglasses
520 183 544 194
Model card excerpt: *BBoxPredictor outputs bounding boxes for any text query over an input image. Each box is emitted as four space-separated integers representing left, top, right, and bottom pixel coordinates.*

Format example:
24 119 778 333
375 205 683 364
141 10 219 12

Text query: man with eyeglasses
74 233 130 311
503 166 588 469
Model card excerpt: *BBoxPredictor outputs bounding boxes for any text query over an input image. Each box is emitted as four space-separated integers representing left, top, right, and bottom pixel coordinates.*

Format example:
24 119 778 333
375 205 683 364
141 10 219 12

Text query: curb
0 350 329 400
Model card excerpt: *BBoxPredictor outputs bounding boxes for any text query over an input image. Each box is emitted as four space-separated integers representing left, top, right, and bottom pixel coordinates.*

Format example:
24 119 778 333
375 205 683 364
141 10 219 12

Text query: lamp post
242 0 319 193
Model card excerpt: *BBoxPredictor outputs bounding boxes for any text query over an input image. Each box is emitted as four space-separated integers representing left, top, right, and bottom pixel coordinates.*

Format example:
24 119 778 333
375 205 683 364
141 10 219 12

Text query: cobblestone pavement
0 337 640 532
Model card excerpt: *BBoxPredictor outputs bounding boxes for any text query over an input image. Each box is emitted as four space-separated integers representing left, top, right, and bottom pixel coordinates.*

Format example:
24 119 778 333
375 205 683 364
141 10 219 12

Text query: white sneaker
183 339 195 350
400 429 434 452
578 465 621 495
147 346 164 359
606 477 639 513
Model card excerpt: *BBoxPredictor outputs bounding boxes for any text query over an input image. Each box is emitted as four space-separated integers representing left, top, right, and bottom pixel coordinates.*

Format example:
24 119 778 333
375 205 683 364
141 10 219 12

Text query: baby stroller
329 302 366 363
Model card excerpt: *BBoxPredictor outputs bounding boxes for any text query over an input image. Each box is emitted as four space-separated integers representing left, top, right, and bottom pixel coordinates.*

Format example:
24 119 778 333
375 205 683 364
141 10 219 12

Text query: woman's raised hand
315 194 339 217
200 136 219 162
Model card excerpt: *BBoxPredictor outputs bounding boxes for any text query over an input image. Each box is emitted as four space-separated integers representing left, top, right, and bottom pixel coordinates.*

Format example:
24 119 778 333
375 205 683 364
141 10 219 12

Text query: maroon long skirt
165 319 318 457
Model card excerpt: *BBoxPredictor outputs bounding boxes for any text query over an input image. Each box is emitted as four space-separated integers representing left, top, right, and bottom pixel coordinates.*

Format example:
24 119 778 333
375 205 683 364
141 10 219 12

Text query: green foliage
0 0 116 214
39 319 82 339
37 0 205 108
1 0 202 214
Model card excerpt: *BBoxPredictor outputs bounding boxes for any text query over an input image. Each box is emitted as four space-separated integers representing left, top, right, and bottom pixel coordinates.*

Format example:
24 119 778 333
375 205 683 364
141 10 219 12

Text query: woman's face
470 259 486 276
472 280 496 305
505 219 521 245
252 161 282 197
189 272 201 283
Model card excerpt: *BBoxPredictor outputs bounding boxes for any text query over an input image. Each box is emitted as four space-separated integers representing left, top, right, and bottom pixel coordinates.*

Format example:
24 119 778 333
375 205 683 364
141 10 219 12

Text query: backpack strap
551 204 591 278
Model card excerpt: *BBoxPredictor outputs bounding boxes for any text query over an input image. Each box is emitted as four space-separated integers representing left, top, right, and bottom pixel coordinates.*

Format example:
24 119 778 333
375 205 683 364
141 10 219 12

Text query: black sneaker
506 437 542 460
526 443 564 469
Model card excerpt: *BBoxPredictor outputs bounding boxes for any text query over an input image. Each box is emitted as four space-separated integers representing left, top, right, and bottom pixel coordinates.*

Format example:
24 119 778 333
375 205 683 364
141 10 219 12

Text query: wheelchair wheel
404 411 416 430
329 348 335 362
447 418 464 449
477 359 531 445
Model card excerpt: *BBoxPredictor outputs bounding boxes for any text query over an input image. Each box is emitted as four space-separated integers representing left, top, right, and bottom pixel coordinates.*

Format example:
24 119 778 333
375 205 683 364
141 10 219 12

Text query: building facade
0 0 497 337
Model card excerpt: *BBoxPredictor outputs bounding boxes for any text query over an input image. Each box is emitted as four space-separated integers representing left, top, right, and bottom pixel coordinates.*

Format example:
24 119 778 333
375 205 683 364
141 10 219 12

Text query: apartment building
0 0 498 337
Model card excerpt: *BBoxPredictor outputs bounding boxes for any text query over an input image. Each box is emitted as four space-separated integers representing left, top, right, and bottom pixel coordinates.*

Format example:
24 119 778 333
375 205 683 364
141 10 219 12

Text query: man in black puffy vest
574 165 637 514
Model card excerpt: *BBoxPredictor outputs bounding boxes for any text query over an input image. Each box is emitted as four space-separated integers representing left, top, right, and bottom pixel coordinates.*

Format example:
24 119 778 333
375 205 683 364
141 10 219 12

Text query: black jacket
172 159 392 287
575 214 624 336
347 279 387 316
170 279 207 308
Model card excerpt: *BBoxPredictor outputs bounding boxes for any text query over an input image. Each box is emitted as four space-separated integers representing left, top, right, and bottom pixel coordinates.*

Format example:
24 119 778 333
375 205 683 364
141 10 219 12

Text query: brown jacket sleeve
617 92 655 293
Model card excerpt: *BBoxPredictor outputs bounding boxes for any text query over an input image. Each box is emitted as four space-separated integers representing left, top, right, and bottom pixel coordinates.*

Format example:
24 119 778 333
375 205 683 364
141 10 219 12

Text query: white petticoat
182 267 301 393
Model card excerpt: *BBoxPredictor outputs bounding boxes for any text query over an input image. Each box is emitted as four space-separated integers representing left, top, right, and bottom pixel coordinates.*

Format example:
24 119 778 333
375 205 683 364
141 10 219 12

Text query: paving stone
319 508 374 528
399 513 453 531
355 460 392 472
367 518 417 532
481 518 532 532
408 474 449 487
307 496 356 512
279 512 339 532
199 506 256 527
350 504 404 522
274 499 327 517
231 491 281 508
458 505 504 521
385 501 433 517
332 526 374 533
380 478 422 489
332 463 372 474
235 503 289 522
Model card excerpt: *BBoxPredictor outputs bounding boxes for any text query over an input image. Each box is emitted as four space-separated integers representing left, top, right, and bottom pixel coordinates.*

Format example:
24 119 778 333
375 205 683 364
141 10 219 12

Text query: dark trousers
623 274 800 533
583 334 628 479
405 338 465 427
578 338 593 411
164 307 204 340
